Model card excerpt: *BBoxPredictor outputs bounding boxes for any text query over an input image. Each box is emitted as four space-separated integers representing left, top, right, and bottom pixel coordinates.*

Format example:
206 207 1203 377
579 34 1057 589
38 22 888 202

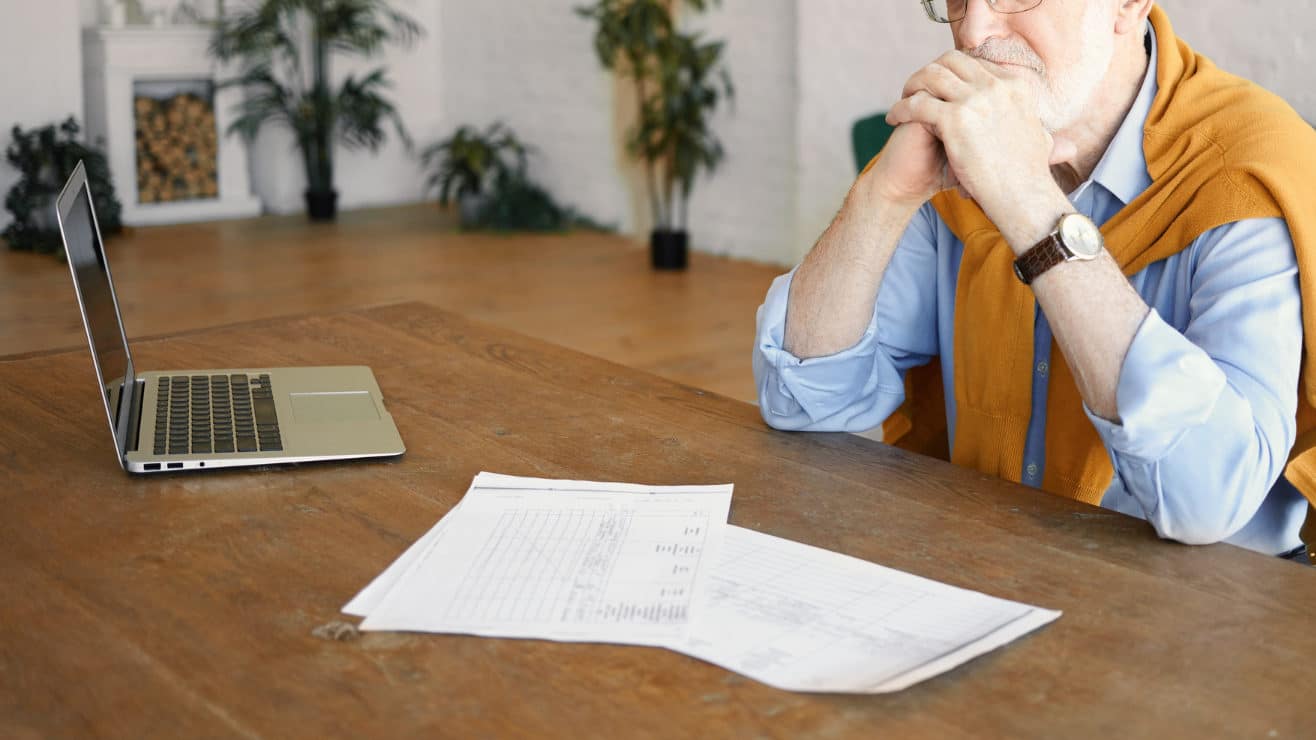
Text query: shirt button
1036 361 1049 376
1026 463 1040 477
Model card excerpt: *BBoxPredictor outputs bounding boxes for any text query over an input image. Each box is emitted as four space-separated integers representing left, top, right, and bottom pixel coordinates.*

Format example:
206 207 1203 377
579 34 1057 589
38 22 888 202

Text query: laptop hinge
125 379 145 453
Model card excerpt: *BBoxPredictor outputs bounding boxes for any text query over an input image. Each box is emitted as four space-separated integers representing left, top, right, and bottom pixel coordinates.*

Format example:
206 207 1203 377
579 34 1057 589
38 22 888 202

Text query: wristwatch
1012 213 1103 285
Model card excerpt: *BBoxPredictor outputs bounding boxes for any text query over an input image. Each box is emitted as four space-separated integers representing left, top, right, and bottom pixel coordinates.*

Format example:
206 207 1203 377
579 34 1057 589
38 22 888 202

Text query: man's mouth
981 58 1043 74
965 39 1045 75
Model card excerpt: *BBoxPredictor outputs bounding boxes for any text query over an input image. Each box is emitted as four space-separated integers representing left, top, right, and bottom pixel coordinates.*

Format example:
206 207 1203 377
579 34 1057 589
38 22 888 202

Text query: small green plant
420 122 609 233
3 117 122 256
475 170 613 233
420 122 530 207
210 0 422 220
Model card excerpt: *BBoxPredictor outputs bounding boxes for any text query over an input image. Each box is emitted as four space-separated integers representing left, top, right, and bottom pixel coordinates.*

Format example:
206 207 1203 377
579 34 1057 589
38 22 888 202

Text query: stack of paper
346 472 734 646
346 472 1061 694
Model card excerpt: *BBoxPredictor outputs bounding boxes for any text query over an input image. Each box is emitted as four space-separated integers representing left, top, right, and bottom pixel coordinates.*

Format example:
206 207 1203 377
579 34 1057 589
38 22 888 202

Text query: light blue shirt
753 31 1307 556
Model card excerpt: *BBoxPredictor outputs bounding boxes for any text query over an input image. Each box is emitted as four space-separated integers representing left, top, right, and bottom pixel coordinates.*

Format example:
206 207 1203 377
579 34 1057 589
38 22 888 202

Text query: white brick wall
793 0 945 265
684 0 798 264
436 0 632 232
0 0 85 233
434 0 799 263
1158 0 1316 122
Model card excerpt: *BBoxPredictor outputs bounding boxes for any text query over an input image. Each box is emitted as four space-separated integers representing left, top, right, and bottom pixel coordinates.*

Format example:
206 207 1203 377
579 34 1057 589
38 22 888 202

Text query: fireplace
83 27 260 226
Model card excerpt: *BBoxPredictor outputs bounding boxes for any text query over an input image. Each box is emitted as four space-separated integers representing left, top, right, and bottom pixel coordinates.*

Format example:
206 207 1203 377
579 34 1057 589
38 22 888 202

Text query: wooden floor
0 204 788 403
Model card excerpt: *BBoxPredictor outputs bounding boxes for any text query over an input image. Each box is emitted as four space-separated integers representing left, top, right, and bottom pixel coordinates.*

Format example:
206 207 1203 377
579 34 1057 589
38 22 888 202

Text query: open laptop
56 161 405 473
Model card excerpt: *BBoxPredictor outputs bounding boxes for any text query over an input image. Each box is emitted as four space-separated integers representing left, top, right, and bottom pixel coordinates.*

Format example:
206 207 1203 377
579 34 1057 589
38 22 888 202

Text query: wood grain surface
1 302 1311 739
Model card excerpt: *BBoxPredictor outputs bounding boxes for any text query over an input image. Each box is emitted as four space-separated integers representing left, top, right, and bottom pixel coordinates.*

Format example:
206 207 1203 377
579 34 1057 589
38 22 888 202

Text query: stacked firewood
134 92 220 204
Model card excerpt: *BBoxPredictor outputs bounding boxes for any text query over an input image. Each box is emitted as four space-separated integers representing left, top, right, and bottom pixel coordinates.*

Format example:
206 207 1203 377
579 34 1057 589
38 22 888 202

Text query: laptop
55 161 405 473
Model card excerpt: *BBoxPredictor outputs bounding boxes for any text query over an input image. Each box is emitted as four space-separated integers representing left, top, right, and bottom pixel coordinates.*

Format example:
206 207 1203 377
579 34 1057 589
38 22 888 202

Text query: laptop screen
62 182 131 416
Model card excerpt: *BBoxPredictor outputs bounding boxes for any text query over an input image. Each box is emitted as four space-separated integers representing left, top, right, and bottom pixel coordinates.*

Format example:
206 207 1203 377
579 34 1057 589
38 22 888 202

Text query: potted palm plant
576 0 732 269
209 0 421 221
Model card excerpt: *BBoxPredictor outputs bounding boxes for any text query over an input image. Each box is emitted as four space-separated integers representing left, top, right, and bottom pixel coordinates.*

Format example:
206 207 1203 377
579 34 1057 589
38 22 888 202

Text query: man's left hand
887 51 1075 235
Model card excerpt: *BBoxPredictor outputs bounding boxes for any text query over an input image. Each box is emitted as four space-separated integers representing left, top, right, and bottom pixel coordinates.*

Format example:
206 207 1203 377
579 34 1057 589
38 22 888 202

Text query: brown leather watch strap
1013 233 1067 285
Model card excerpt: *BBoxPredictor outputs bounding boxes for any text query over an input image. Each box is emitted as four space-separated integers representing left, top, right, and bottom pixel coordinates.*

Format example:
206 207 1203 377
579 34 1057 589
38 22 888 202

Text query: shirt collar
1079 24 1157 205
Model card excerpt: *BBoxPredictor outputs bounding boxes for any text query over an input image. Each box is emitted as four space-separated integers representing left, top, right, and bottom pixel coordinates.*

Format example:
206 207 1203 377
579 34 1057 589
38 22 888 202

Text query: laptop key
253 397 277 426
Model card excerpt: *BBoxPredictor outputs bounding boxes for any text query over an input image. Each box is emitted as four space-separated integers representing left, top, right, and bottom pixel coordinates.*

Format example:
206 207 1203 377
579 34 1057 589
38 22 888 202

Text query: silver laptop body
55 161 405 474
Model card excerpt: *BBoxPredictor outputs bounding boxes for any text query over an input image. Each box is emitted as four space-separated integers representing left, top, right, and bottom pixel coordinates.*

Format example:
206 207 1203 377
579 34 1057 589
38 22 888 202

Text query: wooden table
2 302 1311 738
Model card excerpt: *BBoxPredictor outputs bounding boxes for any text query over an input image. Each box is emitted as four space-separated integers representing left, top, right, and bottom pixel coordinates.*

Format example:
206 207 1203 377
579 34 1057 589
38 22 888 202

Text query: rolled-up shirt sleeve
753 203 941 432
1089 218 1301 545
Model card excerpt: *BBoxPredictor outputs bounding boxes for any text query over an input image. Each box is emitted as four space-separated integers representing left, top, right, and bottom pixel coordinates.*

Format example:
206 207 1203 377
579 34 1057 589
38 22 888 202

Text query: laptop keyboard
152 373 283 456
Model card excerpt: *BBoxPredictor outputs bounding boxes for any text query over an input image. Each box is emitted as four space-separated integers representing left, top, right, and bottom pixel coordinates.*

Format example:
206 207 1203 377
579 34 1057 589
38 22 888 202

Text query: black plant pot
305 189 339 222
650 229 688 270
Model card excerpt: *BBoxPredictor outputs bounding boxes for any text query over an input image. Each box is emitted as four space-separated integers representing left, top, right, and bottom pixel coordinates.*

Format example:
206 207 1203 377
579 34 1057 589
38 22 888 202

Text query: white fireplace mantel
82 26 261 226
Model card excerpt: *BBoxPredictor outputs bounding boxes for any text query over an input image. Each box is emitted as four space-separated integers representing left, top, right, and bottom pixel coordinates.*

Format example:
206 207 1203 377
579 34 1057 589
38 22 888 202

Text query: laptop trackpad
289 392 380 423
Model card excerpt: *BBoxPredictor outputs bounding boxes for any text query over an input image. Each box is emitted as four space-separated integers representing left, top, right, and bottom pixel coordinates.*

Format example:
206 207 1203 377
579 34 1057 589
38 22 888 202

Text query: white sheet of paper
673 526 1061 693
357 472 733 645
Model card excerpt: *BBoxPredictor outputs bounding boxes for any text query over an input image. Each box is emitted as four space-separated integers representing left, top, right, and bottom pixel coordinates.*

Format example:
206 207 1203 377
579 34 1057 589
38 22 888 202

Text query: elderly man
753 0 1316 562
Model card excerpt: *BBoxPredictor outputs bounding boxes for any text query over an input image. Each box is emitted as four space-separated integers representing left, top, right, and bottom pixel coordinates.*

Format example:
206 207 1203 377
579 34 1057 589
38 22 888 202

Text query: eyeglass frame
920 0 1047 24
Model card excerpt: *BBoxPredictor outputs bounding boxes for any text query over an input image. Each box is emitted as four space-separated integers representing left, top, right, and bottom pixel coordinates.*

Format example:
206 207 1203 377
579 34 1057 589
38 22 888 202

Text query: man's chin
1037 96 1077 134
1039 97 1091 134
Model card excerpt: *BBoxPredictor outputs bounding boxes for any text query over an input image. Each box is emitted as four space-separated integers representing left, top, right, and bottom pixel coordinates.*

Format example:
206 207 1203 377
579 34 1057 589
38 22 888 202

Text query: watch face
1059 214 1103 258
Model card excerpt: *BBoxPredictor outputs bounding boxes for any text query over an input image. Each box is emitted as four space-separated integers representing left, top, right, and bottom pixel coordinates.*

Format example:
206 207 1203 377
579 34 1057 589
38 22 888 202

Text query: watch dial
1061 215 1103 257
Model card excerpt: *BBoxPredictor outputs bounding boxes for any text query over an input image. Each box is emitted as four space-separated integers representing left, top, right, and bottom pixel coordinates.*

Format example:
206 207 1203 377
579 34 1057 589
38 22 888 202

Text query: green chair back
851 112 897 174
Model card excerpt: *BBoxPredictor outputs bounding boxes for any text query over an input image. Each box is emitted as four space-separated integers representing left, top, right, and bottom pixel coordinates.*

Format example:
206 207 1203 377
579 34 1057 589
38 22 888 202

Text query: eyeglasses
921 0 1046 24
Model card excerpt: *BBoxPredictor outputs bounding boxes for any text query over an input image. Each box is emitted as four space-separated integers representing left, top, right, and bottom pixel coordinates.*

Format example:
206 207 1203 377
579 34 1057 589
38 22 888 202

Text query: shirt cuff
761 319 905 424
1084 309 1226 462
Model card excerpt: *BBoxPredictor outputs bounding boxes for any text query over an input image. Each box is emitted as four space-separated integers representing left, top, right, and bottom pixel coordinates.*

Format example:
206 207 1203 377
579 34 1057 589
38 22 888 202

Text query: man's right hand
784 123 935 358
864 122 956 209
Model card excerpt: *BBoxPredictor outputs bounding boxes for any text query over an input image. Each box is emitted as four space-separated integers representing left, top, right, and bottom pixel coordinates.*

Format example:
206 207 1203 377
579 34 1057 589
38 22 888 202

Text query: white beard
965 3 1115 132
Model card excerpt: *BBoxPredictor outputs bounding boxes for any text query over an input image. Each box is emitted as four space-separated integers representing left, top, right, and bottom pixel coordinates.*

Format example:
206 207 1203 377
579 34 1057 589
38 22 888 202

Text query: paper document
346 473 1061 694
675 526 1061 693
357 472 733 644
